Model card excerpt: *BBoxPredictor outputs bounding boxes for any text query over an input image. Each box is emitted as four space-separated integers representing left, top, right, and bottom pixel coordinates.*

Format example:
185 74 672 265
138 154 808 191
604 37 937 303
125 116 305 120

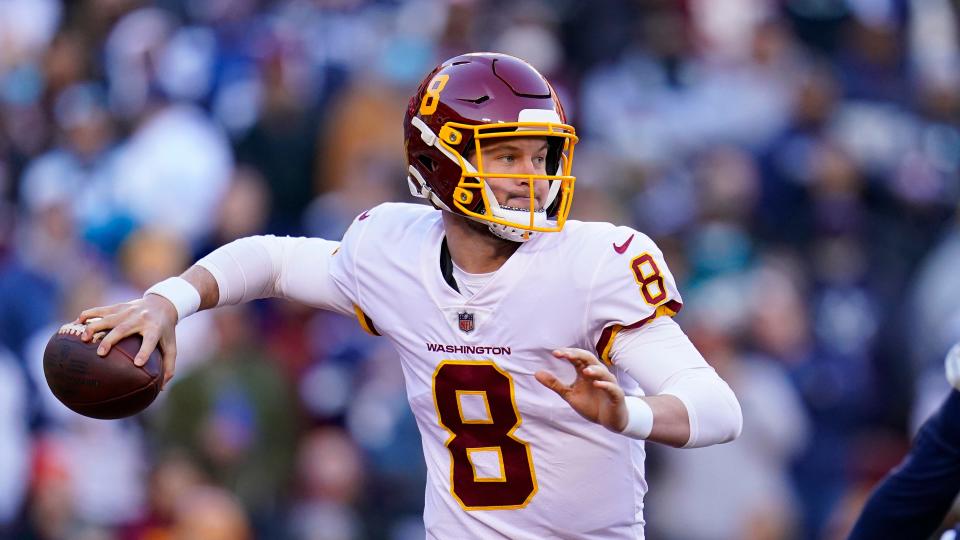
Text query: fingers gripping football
78 295 179 389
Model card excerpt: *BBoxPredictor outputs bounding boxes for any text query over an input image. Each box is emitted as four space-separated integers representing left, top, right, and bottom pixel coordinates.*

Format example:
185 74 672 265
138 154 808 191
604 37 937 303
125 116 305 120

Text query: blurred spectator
110 99 233 247
234 32 343 235
3 0 960 537
22 416 150 538
19 81 132 256
171 485 252 540
836 19 908 104
153 304 299 533
748 259 875 538
288 427 365 540
648 276 809 540
319 79 408 218
102 7 232 247
0 0 62 69
208 166 271 246
0 346 29 531
346 344 428 539
120 451 208 539
50 419 149 527
758 61 840 245
25 436 78 540
0 202 57 360
118 228 191 292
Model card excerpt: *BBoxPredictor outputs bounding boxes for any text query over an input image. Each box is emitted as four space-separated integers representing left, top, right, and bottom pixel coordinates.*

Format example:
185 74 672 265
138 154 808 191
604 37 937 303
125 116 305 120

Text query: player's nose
518 155 540 176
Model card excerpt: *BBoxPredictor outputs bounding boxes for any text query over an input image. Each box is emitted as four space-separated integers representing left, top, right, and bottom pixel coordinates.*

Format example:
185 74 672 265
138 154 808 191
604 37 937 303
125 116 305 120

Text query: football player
78 53 742 538
848 344 960 540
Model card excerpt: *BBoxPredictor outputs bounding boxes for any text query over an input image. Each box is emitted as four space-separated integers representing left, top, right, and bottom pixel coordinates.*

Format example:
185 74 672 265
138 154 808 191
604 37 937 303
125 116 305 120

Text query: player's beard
447 211 525 252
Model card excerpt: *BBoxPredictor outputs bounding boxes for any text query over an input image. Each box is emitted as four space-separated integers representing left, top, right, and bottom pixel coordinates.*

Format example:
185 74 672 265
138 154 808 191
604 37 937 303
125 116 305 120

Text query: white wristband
145 277 201 322
620 396 654 439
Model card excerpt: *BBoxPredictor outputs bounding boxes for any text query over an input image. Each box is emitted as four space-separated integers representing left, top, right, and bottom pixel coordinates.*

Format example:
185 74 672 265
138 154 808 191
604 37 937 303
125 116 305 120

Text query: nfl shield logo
458 312 475 333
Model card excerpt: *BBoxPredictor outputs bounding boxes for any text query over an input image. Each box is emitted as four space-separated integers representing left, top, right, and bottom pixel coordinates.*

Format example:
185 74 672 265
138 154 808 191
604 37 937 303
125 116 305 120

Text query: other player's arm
847 344 960 539
78 235 349 388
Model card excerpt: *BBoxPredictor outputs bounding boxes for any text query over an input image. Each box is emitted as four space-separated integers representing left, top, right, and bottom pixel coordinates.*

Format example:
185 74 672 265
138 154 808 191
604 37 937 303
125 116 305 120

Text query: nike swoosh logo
358 210 371 221
613 234 635 254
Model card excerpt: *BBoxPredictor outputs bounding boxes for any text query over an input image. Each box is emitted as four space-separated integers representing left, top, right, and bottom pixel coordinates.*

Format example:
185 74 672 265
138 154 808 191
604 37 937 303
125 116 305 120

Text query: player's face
468 137 550 211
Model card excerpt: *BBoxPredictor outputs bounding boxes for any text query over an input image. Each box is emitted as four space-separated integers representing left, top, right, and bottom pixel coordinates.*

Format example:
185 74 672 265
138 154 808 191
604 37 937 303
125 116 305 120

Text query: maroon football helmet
404 53 578 242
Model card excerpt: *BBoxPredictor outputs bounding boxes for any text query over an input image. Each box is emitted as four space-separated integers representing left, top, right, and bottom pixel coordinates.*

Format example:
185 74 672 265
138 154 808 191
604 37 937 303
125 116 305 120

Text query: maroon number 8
631 253 668 305
432 361 537 510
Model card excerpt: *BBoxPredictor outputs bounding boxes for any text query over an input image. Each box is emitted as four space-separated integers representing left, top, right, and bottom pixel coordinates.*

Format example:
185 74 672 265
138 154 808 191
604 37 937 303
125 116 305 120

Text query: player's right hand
78 295 179 389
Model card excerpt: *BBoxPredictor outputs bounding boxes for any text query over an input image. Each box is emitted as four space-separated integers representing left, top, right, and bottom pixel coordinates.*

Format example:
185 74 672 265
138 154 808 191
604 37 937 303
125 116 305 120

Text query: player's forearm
660 369 742 448
619 376 741 448
194 235 287 306
643 395 690 447
180 265 219 310
610 318 743 448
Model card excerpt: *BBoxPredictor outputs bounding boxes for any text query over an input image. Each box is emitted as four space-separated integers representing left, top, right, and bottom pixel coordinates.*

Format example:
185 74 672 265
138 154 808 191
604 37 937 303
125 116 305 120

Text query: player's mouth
502 198 543 212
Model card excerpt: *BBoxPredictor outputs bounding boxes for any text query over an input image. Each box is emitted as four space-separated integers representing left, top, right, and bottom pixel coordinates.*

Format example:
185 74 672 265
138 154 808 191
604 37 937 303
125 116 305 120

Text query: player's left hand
535 348 628 432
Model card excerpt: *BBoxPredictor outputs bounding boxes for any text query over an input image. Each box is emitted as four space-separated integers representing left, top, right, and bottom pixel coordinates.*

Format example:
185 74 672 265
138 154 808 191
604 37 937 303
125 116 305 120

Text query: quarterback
79 53 742 538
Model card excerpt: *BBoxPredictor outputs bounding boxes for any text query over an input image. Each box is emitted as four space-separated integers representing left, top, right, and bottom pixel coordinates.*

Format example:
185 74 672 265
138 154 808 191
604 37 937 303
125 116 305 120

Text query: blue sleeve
848 390 960 540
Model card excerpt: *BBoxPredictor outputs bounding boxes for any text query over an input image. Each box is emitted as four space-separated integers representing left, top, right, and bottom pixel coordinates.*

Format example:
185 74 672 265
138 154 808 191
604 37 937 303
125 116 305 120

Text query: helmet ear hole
546 137 564 175
417 155 437 172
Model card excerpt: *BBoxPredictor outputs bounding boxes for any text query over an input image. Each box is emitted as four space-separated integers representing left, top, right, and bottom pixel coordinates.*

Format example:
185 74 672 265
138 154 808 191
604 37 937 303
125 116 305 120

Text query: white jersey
328 203 683 539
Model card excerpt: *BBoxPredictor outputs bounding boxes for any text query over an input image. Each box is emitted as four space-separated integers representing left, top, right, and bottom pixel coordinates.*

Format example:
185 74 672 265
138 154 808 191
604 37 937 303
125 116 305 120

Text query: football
43 322 164 419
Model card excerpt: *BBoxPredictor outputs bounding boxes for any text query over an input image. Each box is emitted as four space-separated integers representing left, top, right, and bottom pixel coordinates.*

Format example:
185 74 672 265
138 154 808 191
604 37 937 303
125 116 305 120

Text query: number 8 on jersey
432 361 537 510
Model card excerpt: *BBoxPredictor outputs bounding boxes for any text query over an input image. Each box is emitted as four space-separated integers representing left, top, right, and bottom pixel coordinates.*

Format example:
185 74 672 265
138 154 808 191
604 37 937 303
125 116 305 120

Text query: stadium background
1 0 959 538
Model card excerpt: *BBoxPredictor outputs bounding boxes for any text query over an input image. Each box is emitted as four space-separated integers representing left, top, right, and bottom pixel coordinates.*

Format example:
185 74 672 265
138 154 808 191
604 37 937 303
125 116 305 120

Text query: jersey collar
422 216 542 310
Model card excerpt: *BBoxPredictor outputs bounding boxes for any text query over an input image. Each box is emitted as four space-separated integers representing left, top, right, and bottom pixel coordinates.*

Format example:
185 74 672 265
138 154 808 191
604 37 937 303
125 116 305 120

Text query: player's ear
463 145 477 167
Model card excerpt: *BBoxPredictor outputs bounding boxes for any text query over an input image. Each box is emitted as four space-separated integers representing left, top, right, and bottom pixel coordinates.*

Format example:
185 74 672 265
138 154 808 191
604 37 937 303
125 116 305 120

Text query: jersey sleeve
585 227 683 365
327 206 383 336
195 235 353 315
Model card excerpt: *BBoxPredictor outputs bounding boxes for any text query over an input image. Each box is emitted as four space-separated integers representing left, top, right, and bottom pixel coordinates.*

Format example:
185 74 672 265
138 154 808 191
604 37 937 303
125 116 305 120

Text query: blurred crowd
1 0 959 539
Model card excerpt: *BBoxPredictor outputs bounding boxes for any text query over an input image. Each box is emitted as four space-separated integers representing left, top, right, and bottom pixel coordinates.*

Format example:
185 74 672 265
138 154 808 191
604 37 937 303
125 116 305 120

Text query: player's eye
497 154 516 164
